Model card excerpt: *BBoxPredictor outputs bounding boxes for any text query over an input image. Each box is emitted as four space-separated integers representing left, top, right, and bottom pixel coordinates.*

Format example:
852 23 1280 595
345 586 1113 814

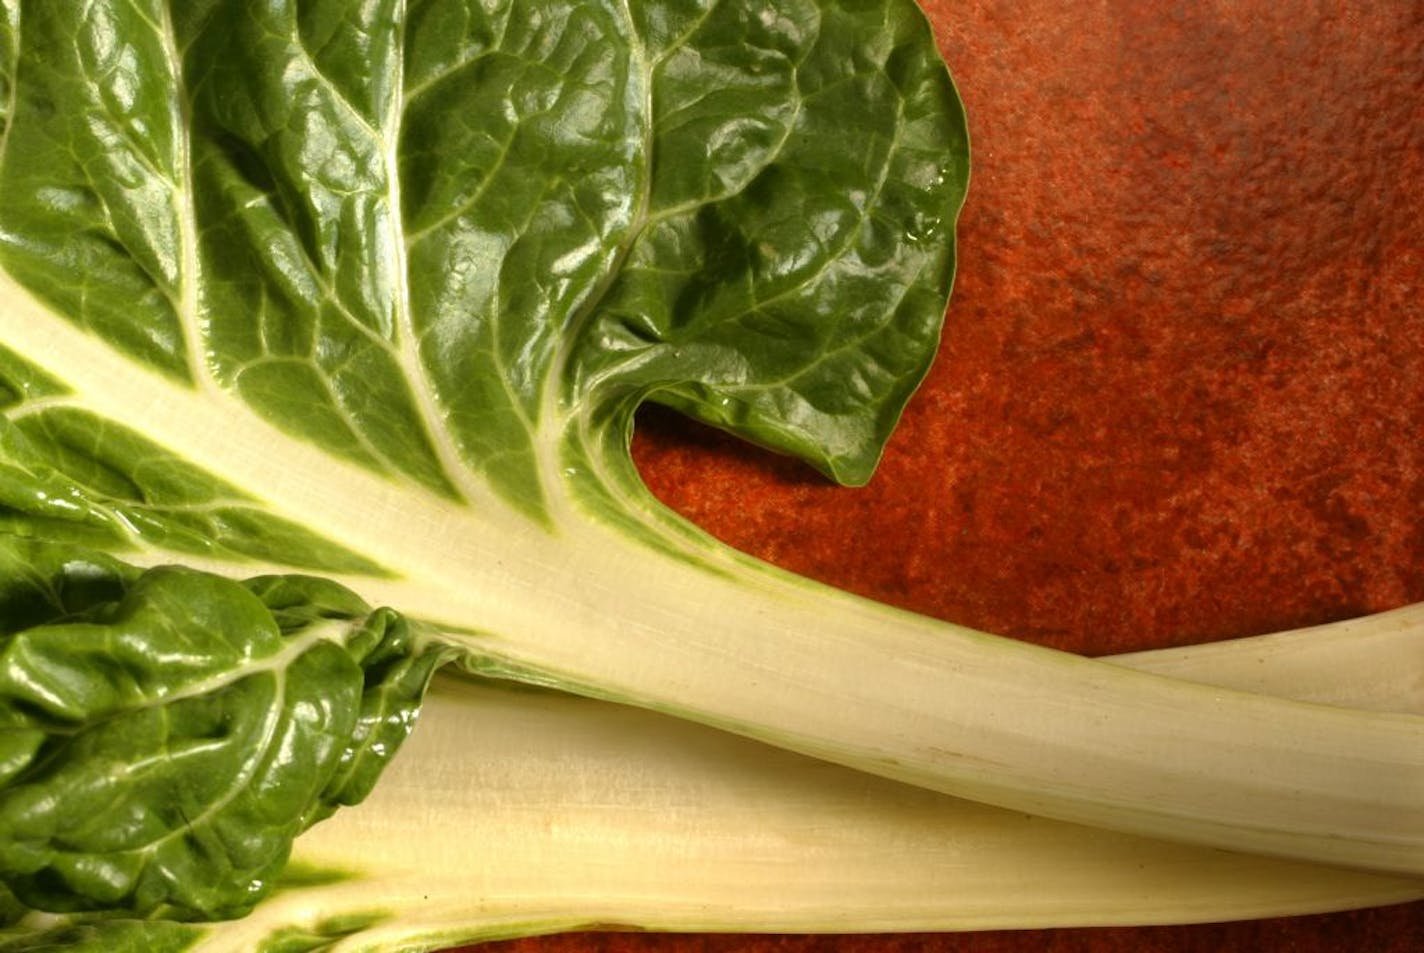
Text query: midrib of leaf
153 0 212 395
0 266 580 648
379 21 496 510
0 263 683 709
536 0 654 520
0 258 816 725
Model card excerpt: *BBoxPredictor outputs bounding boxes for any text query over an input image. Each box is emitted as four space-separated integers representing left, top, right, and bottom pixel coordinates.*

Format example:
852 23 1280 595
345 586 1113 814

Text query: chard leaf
0 0 966 530
0 538 446 919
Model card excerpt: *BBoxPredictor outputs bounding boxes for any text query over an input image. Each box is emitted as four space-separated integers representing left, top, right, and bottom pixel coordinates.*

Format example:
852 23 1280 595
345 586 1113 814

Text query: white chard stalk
172 605 1422 953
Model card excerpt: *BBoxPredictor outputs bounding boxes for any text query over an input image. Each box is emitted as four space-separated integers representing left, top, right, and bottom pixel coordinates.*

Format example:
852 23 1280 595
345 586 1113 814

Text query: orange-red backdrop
451 2 1424 951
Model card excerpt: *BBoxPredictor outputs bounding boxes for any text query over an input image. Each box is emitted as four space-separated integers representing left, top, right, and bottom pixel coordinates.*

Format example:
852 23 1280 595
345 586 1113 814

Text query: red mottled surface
450 2 1424 952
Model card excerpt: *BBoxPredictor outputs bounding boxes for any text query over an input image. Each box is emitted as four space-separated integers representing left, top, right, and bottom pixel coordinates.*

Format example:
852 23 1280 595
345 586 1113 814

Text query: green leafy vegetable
0 0 1420 930
0 538 445 919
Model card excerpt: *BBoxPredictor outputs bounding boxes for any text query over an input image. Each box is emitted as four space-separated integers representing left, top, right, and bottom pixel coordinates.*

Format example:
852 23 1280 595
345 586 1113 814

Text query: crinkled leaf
0 539 447 919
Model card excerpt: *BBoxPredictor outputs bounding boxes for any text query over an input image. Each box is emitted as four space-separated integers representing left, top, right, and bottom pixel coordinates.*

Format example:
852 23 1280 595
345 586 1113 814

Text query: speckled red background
451 2 1424 951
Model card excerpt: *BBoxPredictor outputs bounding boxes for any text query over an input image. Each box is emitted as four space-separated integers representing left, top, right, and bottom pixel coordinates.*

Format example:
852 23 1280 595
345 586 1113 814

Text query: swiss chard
0 0 1419 932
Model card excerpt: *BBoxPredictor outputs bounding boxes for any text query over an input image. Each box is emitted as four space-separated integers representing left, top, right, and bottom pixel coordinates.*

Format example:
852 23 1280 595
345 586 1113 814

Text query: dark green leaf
0 0 966 522
0 539 446 919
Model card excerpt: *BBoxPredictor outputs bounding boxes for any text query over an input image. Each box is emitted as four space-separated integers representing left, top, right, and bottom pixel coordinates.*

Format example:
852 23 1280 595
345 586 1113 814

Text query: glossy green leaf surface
0 539 446 919
0 0 965 529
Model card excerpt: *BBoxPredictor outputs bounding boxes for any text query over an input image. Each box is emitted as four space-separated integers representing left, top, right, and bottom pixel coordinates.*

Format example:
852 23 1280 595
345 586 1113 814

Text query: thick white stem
1113 601 1424 713
417 524 1424 877
216 613 1423 952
